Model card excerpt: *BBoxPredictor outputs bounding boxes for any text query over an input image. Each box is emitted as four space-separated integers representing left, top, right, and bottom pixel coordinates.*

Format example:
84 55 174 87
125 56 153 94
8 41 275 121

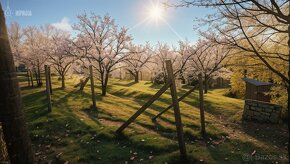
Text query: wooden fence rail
116 81 171 133
152 85 198 121
115 60 187 162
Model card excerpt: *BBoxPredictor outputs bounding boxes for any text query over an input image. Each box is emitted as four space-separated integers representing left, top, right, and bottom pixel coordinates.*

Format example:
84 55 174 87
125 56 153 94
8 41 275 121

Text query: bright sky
1 0 212 46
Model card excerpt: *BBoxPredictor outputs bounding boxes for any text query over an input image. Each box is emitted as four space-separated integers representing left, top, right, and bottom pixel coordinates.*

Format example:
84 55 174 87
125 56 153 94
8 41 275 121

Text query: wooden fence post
33 68 38 86
89 65 97 110
26 69 30 87
165 60 187 161
37 66 42 86
29 69 34 87
198 73 206 137
119 67 122 80
48 66 52 94
45 65 52 112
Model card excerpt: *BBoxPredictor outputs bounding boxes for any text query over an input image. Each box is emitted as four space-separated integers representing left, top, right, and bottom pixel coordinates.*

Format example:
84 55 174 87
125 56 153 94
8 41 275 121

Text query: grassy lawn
19 75 288 163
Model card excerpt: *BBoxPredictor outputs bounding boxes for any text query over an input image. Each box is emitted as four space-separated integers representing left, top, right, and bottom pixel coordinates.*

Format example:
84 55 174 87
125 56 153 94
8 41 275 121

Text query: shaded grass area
20 77 288 163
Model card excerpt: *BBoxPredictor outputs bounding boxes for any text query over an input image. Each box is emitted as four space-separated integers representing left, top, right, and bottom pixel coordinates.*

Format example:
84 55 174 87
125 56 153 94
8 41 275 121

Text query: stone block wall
243 99 282 123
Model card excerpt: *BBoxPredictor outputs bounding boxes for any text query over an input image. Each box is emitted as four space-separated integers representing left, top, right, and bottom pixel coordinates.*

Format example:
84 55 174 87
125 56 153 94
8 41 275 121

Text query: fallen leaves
56 152 63 159
35 152 42 156
130 156 135 161
251 150 256 156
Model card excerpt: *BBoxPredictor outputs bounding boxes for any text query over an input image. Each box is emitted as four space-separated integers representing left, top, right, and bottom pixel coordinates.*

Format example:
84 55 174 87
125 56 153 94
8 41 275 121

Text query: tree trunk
0 4 35 163
101 73 109 96
61 74 65 89
0 124 8 162
135 71 139 83
79 77 89 91
287 85 290 159
204 75 208 94
204 82 208 94
287 23 290 160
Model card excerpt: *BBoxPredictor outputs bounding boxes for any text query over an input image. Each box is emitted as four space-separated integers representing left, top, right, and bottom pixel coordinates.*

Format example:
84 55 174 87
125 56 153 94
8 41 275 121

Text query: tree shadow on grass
240 120 288 150
53 89 104 108
21 86 182 163
112 81 137 87
204 136 288 163
20 86 38 91
22 89 50 120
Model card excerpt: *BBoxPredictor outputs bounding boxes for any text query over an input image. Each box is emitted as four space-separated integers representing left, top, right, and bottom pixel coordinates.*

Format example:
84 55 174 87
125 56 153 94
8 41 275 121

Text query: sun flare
149 5 164 20
147 3 165 23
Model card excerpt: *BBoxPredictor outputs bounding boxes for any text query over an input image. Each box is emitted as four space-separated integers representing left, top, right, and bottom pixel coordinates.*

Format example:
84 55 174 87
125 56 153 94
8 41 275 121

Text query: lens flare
149 5 164 21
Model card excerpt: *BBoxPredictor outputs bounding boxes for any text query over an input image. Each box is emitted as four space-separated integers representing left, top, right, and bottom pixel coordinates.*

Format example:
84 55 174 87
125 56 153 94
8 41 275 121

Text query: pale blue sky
1 0 212 45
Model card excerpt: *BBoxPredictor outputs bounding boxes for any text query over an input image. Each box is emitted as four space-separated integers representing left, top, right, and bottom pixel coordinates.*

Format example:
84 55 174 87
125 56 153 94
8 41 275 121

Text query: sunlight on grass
20 77 288 163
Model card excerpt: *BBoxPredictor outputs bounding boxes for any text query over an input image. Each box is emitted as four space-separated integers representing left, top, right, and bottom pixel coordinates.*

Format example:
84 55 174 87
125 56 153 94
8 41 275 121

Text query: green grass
19 76 288 163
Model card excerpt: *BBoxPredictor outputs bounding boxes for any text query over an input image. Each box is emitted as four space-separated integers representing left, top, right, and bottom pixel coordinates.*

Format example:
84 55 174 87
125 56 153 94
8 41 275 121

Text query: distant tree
46 27 75 89
73 13 132 95
66 33 93 91
21 26 49 86
153 42 178 83
175 40 194 83
0 3 34 163
188 40 231 93
8 22 23 66
124 44 153 83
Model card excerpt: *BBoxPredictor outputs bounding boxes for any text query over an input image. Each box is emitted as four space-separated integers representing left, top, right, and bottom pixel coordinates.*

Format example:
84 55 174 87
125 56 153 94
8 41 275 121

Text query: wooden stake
116 81 171 134
34 68 38 86
165 60 187 161
119 67 122 80
26 69 30 87
48 66 52 93
29 69 34 87
89 65 97 110
198 73 206 137
152 86 197 121
45 65 52 112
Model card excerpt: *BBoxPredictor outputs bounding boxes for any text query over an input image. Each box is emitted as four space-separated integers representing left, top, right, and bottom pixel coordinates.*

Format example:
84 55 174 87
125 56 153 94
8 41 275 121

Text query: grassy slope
19 76 288 163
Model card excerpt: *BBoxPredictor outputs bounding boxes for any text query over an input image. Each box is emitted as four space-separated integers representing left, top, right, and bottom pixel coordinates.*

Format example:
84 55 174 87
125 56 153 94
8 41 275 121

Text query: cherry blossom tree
174 40 194 83
188 40 231 93
21 26 49 86
124 43 153 83
46 28 75 89
152 42 179 83
72 13 132 95
8 22 23 66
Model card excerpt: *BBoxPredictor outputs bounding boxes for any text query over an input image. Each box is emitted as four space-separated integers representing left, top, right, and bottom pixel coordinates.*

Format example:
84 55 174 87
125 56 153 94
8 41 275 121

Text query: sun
147 3 165 23
149 5 164 21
